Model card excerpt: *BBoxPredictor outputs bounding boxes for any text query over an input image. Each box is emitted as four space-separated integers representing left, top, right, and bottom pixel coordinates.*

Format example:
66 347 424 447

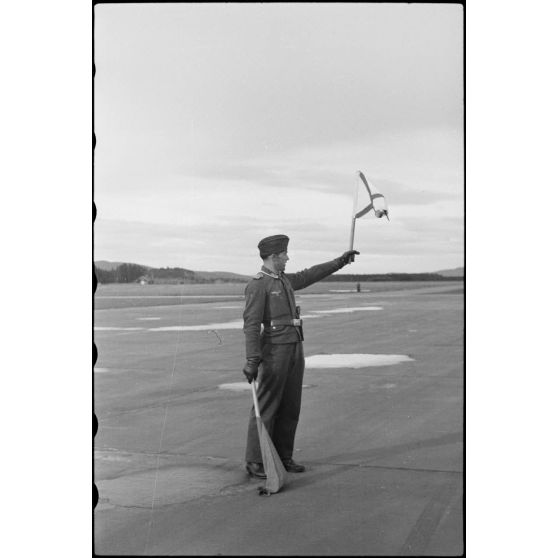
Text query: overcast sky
94 3 463 274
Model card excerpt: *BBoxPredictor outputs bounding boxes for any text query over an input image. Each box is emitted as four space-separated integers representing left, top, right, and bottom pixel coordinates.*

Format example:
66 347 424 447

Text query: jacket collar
260 265 280 279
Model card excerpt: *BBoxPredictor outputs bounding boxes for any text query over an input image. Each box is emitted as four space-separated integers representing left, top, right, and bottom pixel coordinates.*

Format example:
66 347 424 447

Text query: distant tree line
94 263 148 284
94 264 242 284
324 273 463 282
95 264 463 285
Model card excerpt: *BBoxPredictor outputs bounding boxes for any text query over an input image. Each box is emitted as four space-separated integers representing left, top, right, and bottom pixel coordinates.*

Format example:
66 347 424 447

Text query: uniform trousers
245 341 305 463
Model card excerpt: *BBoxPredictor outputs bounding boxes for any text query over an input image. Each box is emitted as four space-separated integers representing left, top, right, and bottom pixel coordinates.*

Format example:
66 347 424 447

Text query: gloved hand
243 358 261 383
338 250 360 266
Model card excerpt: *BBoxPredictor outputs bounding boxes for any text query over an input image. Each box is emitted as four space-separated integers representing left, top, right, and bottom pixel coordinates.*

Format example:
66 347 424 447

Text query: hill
94 261 251 284
434 267 464 277
193 271 252 281
94 260 125 271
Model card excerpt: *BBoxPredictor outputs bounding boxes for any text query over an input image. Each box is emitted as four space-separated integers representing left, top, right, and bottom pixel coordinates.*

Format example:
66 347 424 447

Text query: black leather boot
281 458 306 473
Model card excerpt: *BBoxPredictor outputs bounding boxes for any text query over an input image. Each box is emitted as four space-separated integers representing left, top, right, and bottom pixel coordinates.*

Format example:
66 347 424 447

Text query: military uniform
244 256 345 464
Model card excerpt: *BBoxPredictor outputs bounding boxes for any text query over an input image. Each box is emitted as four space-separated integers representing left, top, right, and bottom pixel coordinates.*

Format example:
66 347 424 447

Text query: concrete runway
94 282 463 555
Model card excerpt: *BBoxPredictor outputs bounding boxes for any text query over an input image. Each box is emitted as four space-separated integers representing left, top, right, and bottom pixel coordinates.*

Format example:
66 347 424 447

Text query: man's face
272 251 289 273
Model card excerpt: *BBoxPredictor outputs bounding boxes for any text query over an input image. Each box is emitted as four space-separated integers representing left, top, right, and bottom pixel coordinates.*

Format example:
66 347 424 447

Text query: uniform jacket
243 258 344 360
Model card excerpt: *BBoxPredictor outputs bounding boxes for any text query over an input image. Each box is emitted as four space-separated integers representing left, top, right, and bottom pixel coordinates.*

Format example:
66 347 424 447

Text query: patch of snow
96 295 244 299
149 320 244 331
310 306 382 314
94 327 144 331
218 382 311 391
218 383 250 392
305 354 414 368
329 289 355 293
328 289 371 293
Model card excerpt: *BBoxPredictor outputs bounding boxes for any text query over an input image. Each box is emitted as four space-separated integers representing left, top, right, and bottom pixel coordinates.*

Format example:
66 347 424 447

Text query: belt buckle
292 318 302 326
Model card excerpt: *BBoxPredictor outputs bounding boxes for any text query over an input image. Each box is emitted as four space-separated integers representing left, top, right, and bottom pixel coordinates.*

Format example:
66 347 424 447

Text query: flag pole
251 381 261 418
349 216 356 252
348 171 360 262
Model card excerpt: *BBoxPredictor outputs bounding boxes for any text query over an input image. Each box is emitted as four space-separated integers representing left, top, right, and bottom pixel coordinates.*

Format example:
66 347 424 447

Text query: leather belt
269 318 302 327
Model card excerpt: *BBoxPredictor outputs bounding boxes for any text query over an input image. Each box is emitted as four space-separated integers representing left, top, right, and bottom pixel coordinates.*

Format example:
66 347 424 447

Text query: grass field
94 280 463 555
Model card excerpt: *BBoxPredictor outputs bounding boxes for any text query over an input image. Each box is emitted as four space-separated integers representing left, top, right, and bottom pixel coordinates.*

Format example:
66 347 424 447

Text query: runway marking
305 354 414 368
137 317 162 321
400 477 461 555
308 461 462 476
214 305 243 309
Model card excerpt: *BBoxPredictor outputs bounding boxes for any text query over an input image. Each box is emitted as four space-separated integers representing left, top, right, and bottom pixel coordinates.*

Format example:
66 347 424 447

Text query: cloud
94 4 463 274
95 4 463 165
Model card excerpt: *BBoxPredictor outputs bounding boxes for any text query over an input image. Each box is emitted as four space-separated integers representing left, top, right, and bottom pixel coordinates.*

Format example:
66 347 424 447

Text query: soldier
243 234 359 479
